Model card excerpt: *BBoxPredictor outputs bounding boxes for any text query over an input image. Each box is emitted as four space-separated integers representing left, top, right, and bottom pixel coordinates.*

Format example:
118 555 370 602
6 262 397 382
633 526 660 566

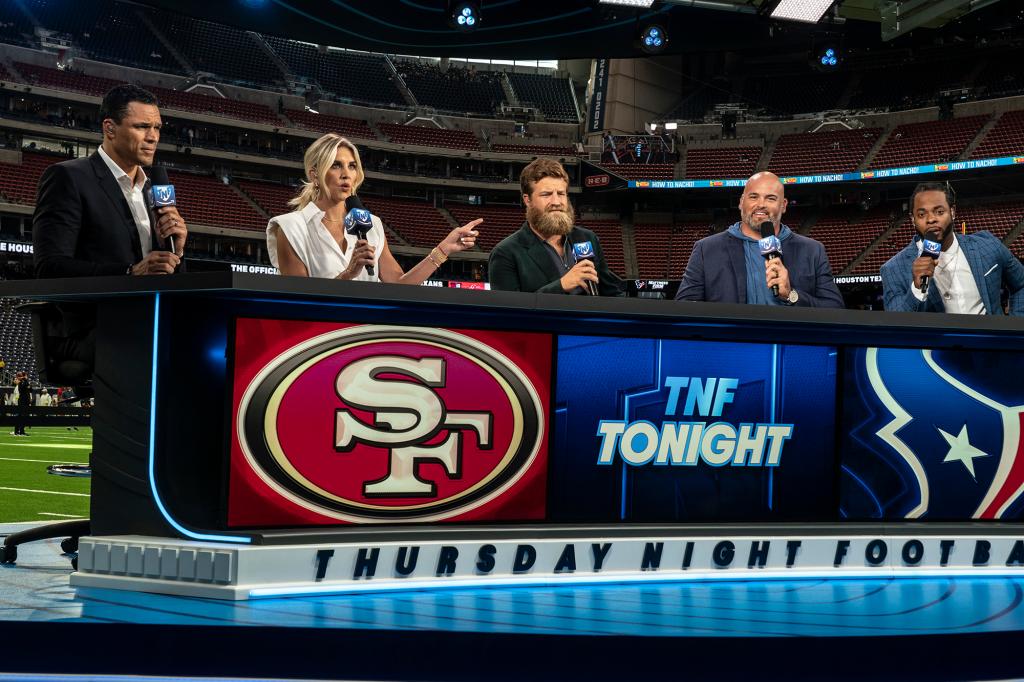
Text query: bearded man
881 181 1024 315
675 171 844 307
488 159 622 295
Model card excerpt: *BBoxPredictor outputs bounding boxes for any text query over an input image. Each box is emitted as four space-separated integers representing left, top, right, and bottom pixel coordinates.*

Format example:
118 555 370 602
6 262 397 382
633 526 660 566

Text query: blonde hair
289 133 365 210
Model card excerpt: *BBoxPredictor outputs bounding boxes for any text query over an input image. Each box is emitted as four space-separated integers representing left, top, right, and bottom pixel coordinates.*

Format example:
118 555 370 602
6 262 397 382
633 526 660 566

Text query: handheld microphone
344 195 375 277
571 240 599 296
919 235 942 295
758 221 782 298
145 166 177 253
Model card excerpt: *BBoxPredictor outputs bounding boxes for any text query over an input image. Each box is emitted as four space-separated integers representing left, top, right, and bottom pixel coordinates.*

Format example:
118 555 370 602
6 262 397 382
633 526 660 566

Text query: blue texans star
938 424 989 480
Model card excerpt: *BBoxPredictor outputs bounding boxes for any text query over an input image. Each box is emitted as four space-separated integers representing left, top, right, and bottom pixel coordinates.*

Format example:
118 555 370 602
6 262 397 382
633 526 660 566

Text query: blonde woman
267 133 481 282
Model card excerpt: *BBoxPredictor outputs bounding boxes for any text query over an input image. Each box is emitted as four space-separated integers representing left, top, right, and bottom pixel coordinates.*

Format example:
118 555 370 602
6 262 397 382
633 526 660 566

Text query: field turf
0 426 91 523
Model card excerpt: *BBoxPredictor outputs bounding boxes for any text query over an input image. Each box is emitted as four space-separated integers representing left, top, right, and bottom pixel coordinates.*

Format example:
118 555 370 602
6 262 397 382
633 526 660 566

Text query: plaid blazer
880 231 1024 315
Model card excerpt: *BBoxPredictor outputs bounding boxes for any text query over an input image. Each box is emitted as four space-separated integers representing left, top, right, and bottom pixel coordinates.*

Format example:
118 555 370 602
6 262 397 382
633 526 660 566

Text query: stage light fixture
640 24 667 54
819 48 838 67
770 0 835 23
449 2 481 31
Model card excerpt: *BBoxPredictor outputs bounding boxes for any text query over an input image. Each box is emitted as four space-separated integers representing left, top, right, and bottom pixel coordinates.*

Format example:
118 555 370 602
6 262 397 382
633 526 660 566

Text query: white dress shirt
266 201 385 280
911 236 985 314
97 146 152 259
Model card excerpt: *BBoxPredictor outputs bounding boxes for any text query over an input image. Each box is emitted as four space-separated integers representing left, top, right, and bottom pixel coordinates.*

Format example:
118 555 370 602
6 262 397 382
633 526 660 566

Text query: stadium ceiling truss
126 0 1015 60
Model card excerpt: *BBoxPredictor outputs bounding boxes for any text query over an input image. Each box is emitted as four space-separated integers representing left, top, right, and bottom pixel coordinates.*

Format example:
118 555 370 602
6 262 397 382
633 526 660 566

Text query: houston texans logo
866 348 1024 519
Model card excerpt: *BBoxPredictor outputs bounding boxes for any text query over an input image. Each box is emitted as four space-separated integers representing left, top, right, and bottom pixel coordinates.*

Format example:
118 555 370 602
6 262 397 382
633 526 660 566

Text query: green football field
0 426 91 523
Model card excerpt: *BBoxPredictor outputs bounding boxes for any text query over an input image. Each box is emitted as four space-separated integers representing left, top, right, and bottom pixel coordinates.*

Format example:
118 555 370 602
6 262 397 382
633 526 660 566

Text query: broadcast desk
1 273 1023 599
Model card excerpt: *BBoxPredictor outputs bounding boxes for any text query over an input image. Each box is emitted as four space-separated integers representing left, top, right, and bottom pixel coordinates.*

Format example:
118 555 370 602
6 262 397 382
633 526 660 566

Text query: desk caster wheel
0 545 16 565
60 538 78 554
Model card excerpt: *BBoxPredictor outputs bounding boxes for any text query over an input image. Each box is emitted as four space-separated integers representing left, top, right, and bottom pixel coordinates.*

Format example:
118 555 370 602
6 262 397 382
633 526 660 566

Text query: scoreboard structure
2 273 1023 599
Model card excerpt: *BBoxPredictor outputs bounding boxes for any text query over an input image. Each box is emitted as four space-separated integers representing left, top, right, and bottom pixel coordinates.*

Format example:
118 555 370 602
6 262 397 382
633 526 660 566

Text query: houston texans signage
229 320 551 526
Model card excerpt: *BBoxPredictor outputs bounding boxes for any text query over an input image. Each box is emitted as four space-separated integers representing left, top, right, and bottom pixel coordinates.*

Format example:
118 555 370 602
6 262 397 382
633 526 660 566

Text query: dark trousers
14 404 28 435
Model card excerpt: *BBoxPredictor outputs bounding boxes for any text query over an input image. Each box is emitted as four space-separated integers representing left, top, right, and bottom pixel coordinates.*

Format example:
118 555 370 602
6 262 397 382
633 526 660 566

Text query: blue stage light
640 24 668 54
450 2 480 31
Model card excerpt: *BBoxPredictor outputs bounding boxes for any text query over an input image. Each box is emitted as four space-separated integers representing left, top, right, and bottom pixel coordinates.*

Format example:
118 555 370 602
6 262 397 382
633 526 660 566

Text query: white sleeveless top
267 201 385 281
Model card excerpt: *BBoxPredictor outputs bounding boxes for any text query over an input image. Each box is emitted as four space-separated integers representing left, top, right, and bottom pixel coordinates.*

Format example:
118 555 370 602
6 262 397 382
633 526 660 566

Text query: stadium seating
265 37 405 107
665 221 715 279
14 62 119 97
0 152 69 205
685 147 760 179
579 219 625 275
506 72 579 123
396 62 504 117
868 115 989 170
445 203 522 252
633 223 674 278
284 109 376 141
19 0 186 75
848 57 976 110
809 210 895 275
359 196 451 247
168 171 265 231
235 179 298 220
768 128 882 176
953 201 1024 242
149 86 280 125
378 123 481 151
153 9 284 89
852 218 915 274
0 300 36 381
969 110 1024 159
599 164 674 180
491 143 577 157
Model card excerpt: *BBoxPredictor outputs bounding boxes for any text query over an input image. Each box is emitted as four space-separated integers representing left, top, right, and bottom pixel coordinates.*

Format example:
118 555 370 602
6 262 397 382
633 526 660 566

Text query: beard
743 210 778 233
921 219 953 244
528 202 576 238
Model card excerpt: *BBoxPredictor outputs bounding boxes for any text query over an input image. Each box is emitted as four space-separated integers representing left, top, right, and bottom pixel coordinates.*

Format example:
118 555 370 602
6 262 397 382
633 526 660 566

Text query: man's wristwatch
785 289 799 305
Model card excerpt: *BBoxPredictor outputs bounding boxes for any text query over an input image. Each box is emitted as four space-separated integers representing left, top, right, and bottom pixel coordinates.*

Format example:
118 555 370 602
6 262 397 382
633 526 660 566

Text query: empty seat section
809 210 893 275
153 9 284 88
168 171 265 231
235 180 298 219
633 224 673 278
360 196 450 247
14 62 119 97
580 219 625 276
970 110 1024 159
148 86 280 124
0 152 70 205
445 204 522 252
284 109 375 140
685 147 760 179
869 116 988 169
506 72 578 123
396 61 504 116
378 123 481 151
768 128 882 176
491 143 577 156
598 163 674 180
21 0 185 75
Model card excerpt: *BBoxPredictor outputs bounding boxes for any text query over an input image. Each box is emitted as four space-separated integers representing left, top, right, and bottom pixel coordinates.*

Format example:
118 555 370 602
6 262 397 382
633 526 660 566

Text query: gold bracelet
428 247 448 267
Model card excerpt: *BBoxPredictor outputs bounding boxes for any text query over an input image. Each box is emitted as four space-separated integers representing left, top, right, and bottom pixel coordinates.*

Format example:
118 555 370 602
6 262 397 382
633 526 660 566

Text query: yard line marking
0 486 88 497
0 444 91 449
0 457 89 464
38 512 86 518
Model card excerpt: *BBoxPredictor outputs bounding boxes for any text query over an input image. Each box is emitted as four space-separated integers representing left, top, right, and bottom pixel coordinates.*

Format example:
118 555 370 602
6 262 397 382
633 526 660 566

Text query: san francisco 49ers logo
235 325 545 523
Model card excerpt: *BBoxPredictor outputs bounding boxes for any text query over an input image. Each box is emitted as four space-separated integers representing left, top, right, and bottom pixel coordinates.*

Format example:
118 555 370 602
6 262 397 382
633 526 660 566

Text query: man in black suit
31 85 188 363
33 84 187 278
488 158 620 296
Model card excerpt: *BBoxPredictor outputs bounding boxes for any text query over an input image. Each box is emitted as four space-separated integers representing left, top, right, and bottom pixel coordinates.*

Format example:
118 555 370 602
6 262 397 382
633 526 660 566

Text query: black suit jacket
33 151 150 278
488 223 622 296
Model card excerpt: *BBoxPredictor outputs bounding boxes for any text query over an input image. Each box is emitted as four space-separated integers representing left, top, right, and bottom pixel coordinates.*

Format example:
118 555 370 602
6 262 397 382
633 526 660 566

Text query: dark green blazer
488 223 622 296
